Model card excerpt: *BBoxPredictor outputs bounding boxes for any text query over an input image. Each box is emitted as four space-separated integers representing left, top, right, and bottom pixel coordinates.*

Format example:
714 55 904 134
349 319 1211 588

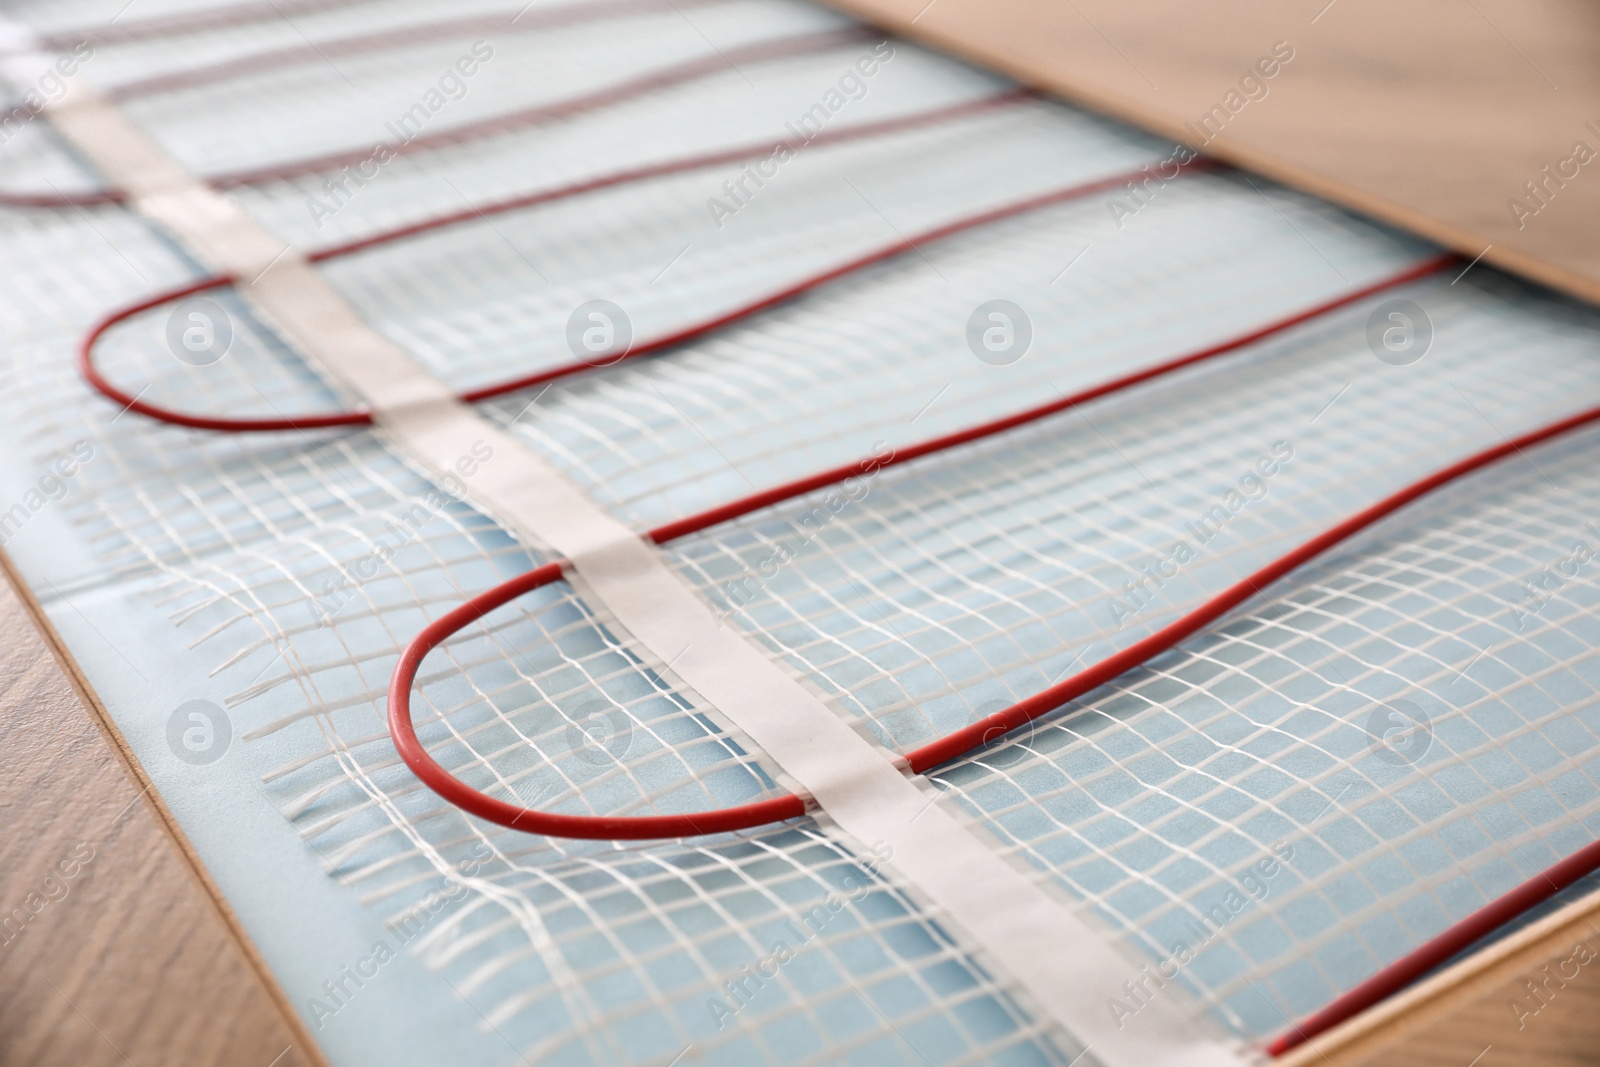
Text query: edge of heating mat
0 16 1253 1067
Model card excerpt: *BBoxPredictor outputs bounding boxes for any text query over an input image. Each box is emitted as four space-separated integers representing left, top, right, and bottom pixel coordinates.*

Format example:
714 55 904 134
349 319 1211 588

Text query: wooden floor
5 1 1600 1063
1285 886 1600 1066
4 553 1597 1066
824 0 1600 307
0 559 320 1067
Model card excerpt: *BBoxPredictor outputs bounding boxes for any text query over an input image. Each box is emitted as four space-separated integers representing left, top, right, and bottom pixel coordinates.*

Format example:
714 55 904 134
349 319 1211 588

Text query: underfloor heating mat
2 0 1599 1065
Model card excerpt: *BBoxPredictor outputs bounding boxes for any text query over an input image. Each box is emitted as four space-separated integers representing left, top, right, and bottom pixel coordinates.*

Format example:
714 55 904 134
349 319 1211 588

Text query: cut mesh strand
78 142 1201 431
386 252 1457 839
389 354 1600 1045
12 0 1536 1062
0 24 876 208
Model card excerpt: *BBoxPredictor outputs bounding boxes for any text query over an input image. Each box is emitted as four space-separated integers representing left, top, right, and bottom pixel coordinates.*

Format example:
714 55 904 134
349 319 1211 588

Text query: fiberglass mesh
3 0 1600 1063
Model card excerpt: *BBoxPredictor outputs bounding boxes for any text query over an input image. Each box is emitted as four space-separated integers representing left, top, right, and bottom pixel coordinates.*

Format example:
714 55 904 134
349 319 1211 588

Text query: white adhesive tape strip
17 35 1251 1067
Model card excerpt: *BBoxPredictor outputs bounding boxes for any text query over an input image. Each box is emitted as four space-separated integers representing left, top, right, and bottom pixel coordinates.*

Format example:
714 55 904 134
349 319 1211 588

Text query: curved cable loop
389 562 811 839
42 0 1595 1043
387 250 1460 841
390 339 1600 1045
80 105 1199 432
3 24 877 209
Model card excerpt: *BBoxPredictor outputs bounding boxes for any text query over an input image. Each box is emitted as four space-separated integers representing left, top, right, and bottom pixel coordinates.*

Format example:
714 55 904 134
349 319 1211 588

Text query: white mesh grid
923 427 1600 1036
470 170 1425 528
228 27 1024 248
0 84 1088 1067
3 0 1600 1064
12 262 1074 1066
660 274 1600 748
109 3 854 175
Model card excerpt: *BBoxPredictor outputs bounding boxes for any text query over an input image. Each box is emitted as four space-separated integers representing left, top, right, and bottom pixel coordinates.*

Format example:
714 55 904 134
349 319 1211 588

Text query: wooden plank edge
818 0 1600 310
1275 884 1600 1065
0 544 331 1067
804 16 1600 1062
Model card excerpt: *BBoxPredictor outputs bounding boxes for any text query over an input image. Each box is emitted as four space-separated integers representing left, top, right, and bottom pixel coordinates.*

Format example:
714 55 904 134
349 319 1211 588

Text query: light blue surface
3 0 1600 1061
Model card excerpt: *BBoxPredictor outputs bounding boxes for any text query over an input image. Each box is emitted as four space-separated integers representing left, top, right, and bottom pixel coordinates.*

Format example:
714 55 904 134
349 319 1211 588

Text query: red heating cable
388 307 1600 1048
102 0 734 101
384 249 1600 1046
1267 834 1600 1053
42 0 1586 1046
386 249 1459 835
2 24 876 209
79 96 1206 432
